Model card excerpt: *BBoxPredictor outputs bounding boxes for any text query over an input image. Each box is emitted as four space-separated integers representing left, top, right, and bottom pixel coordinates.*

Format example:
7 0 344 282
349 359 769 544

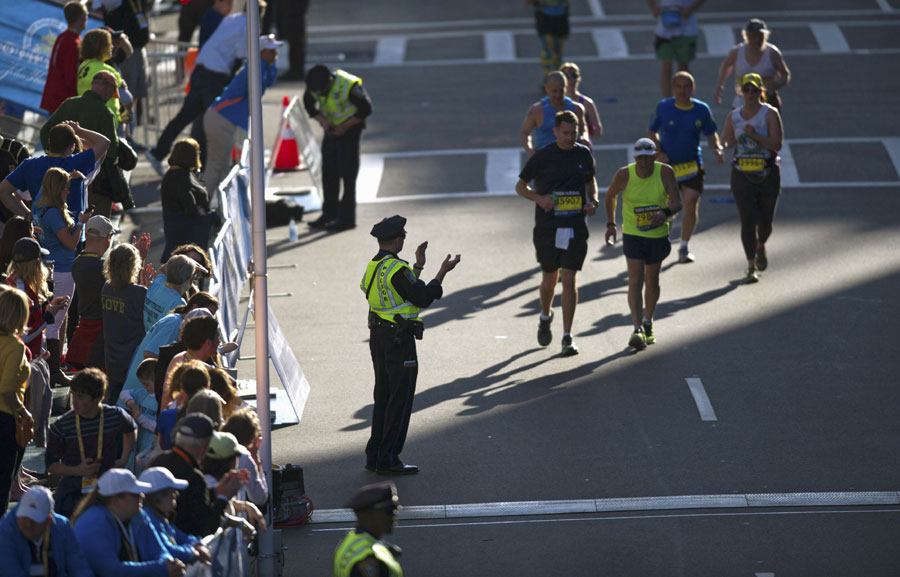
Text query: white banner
184 527 248 577
266 306 310 422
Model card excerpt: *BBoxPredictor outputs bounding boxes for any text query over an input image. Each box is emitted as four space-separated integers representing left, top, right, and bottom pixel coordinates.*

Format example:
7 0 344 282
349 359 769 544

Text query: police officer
361 216 460 475
333 481 402 577
304 64 373 232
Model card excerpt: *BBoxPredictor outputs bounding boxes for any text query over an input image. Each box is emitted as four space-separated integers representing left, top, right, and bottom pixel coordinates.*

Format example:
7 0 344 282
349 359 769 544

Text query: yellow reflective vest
77 59 123 122
316 69 362 125
333 531 402 577
361 256 421 323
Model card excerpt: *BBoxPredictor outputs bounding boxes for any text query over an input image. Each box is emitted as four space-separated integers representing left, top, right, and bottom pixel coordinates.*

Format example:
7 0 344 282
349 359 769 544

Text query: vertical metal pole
246 3 276 576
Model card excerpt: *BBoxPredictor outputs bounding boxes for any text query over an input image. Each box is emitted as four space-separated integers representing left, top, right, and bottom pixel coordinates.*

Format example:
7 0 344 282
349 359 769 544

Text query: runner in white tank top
714 19 791 109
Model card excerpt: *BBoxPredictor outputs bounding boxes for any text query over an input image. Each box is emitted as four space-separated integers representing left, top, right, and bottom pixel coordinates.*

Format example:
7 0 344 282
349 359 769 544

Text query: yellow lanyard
40 525 50 577
75 411 104 465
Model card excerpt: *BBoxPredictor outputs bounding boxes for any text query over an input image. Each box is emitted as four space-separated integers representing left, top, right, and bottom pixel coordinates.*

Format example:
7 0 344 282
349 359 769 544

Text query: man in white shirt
147 1 267 174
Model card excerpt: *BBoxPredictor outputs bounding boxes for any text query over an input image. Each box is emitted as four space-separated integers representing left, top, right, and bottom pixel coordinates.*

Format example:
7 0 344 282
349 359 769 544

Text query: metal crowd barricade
141 38 196 149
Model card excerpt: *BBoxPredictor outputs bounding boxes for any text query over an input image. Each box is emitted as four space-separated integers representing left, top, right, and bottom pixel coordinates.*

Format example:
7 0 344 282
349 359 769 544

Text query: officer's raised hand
414 241 427 268
436 254 461 282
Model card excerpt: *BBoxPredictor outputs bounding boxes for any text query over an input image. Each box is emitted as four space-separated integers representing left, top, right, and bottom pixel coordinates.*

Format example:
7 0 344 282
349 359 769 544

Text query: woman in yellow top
77 28 131 123
0 285 34 515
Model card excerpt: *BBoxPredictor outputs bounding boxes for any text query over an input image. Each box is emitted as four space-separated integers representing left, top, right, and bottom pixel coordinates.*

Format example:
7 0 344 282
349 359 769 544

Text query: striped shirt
45 404 137 471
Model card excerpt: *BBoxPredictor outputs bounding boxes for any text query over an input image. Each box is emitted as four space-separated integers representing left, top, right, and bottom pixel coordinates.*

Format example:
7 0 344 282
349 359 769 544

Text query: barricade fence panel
141 38 195 149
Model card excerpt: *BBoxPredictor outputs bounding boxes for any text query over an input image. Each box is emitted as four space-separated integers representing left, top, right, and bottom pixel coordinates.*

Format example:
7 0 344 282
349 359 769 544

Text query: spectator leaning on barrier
102 243 151 404
160 140 212 263
202 34 281 196
201 430 266 540
143 255 205 332
169 244 212 297
41 1 89 115
120 292 218 409
303 63 373 232
45 368 137 517
147 1 267 173
0 486 93 577
71 468 185 577
0 122 109 221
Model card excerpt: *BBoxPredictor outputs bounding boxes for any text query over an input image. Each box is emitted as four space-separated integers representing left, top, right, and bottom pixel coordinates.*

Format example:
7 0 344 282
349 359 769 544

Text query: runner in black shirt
516 110 598 356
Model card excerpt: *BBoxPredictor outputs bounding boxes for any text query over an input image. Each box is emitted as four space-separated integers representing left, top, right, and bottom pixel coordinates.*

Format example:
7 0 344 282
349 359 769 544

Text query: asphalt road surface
133 0 900 575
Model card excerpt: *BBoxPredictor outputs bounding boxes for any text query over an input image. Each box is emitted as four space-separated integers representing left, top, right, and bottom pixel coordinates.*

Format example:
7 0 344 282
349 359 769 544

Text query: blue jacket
0 507 92 577
139 508 199 564
73 505 173 577
209 57 277 130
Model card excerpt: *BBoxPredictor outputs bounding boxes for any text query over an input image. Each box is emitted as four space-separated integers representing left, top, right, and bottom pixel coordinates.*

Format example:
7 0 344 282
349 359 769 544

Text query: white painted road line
686 377 717 421
810 23 850 53
356 154 385 203
587 0 604 18
485 149 521 192
702 25 736 56
592 28 628 60
778 142 800 187
484 31 515 63
308 491 900 524
374 36 407 65
883 138 900 180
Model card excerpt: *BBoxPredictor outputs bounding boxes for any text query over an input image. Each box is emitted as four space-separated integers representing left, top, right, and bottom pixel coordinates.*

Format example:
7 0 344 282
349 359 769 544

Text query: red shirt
41 29 81 114
5 278 44 359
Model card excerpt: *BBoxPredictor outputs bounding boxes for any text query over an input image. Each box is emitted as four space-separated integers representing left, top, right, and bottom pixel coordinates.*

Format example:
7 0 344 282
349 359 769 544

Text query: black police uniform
364 217 443 474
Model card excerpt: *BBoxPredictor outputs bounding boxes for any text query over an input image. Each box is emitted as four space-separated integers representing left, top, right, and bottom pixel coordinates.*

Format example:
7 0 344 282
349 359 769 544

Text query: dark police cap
305 64 332 92
370 215 407 241
345 481 400 511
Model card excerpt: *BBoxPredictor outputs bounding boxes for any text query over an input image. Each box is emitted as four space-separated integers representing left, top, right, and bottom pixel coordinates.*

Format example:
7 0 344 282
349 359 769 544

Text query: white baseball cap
259 34 284 51
632 137 657 157
139 467 189 492
97 468 153 496
16 486 54 523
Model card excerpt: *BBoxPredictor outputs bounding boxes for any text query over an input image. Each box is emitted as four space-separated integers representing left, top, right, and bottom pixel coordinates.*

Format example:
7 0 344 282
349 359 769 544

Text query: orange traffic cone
274 96 301 172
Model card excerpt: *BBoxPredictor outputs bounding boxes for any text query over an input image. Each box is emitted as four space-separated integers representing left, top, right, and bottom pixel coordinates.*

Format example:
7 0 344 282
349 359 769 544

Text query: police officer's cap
305 64 333 92
345 481 400 512
370 215 407 241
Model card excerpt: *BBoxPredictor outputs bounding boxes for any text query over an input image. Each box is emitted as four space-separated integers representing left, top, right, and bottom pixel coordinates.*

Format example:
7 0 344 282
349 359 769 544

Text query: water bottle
288 218 297 242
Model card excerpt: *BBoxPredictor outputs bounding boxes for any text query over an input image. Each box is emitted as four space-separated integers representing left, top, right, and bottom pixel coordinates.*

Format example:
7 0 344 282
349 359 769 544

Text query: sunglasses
564 72 579 79
742 85 760 93
634 144 655 152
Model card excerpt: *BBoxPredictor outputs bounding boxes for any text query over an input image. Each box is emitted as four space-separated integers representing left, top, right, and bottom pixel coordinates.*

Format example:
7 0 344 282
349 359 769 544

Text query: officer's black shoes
325 218 356 232
308 215 330 229
376 462 419 475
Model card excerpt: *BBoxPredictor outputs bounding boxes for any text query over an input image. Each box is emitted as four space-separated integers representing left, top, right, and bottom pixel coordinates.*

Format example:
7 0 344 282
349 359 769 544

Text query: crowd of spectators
0 2 277 572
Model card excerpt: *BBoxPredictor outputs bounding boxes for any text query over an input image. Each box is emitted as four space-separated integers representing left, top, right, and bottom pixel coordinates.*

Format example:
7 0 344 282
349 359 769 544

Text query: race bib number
672 161 698 180
634 205 661 231
554 191 583 217
737 158 765 173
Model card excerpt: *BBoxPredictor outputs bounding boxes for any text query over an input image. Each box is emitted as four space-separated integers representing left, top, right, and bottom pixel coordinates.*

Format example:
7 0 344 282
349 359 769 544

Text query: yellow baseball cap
741 73 763 89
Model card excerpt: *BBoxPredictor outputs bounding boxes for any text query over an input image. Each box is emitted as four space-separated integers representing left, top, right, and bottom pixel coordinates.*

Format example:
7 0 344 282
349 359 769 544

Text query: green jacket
40 90 119 160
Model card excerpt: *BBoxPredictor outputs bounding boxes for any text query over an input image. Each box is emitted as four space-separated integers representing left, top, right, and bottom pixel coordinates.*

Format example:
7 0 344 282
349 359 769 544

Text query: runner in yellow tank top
604 138 682 351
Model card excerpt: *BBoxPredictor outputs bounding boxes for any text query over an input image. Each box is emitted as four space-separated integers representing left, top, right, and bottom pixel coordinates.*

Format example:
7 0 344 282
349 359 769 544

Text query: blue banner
0 0 102 117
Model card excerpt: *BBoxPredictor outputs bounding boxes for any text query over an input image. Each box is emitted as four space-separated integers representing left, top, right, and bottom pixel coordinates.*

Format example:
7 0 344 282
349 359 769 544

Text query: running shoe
642 320 655 345
756 246 768 271
678 248 695 263
560 334 579 356
628 328 647 351
744 266 760 284
537 310 553 347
